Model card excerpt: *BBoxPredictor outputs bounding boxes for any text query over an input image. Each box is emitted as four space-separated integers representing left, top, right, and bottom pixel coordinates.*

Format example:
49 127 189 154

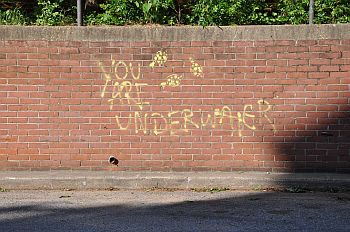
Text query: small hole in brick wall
321 131 334 137
109 156 119 165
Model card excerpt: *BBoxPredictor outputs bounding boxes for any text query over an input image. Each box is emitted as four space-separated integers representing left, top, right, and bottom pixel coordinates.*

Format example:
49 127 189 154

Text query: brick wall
0 25 349 172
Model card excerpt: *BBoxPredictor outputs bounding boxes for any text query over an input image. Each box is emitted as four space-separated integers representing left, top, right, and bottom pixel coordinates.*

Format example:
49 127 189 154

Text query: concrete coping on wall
1 24 350 42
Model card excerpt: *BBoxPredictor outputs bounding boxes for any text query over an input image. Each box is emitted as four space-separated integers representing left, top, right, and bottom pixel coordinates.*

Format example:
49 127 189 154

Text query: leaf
143 3 152 13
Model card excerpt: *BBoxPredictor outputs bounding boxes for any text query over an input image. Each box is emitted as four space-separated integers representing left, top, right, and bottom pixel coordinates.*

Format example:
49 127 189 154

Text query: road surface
0 189 349 231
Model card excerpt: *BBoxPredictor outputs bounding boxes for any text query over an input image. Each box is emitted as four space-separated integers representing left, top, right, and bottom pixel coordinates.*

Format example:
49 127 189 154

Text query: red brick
191 41 211 47
7 154 29 161
213 41 233 47
1 32 349 171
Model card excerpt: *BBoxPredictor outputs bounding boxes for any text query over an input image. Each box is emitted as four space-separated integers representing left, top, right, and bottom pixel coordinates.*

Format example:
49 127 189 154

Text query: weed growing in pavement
191 187 230 193
0 187 8 192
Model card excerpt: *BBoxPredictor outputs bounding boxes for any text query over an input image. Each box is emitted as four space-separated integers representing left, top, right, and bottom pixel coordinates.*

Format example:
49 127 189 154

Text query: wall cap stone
1 24 350 42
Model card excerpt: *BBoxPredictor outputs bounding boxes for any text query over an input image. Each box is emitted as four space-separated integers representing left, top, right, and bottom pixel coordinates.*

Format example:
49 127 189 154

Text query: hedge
0 0 349 26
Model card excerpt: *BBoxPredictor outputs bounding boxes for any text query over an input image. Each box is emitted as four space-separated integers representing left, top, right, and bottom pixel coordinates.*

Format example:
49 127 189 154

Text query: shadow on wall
276 108 350 173
0 95 349 231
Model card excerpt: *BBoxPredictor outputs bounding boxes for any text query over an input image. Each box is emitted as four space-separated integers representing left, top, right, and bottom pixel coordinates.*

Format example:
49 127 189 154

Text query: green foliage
1 0 350 26
134 0 177 25
35 0 65 25
276 0 350 24
314 0 350 24
90 0 140 25
188 0 350 26
0 7 27 25
90 0 177 25
35 0 75 26
188 0 239 26
187 0 298 26
277 0 309 24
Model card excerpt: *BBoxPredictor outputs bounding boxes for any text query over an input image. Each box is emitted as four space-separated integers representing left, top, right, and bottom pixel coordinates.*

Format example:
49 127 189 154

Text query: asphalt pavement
0 189 349 232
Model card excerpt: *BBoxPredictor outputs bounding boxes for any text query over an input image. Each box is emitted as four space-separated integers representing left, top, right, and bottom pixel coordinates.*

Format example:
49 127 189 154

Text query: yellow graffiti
160 74 183 89
189 58 203 77
134 111 148 134
99 61 149 110
106 81 149 110
258 99 276 132
99 55 276 137
152 112 168 136
243 105 256 130
211 105 256 137
149 51 168 68
111 100 275 137
167 111 181 135
100 60 141 81
115 114 132 130
151 53 204 90
182 109 200 132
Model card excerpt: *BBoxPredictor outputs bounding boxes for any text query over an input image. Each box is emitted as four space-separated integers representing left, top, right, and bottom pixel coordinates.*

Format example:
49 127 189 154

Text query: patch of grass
209 187 230 193
252 185 263 191
284 187 309 193
145 186 179 192
252 185 349 193
251 186 284 192
105 187 120 191
0 187 8 192
191 187 230 193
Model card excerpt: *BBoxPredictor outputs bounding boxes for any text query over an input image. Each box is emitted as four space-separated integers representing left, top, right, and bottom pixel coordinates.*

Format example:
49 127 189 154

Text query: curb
1 171 349 191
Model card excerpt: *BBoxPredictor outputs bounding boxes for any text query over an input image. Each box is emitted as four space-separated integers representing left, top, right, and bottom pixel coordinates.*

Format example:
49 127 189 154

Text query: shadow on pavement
0 190 349 232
